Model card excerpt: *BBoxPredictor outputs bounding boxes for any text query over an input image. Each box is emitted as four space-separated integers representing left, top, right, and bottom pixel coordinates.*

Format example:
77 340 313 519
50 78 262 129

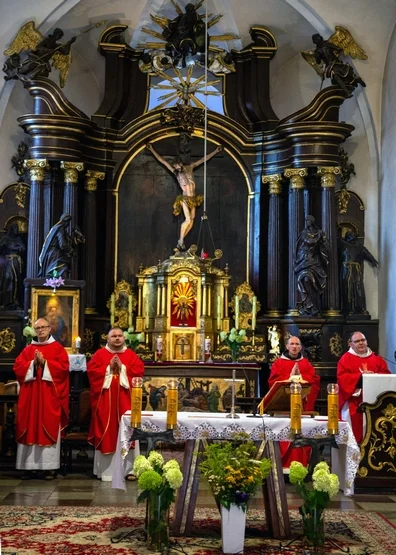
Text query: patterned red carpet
0 506 395 554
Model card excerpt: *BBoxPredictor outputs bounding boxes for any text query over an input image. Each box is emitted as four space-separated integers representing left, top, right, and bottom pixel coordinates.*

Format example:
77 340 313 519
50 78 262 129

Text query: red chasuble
337 350 390 442
269 356 320 468
13 341 70 446
87 348 144 454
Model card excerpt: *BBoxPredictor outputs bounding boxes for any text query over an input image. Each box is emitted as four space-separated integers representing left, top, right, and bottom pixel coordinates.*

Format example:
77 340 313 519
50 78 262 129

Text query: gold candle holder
290 381 302 435
257 398 264 416
166 378 178 430
131 376 143 429
327 383 339 435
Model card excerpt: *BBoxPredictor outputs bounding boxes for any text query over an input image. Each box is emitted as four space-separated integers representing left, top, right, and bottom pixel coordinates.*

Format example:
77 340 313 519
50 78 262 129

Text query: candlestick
131 377 143 429
110 293 115 327
290 381 302 435
217 295 221 330
258 398 264 416
128 294 133 328
251 296 257 330
75 336 81 351
327 383 339 435
145 295 149 329
234 295 239 329
166 379 178 430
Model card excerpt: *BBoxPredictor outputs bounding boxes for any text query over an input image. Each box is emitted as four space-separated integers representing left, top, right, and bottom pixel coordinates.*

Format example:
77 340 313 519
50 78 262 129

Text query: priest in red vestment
268 336 320 468
87 327 145 481
13 317 69 479
337 331 390 443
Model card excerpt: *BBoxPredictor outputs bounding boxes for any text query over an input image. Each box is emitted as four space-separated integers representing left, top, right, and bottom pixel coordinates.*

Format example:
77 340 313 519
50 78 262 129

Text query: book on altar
263 379 312 414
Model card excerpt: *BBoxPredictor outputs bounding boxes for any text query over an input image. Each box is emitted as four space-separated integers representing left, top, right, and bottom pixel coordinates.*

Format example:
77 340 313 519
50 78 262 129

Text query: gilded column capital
284 168 308 190
85 170 105 191
23 159 49 182
262 173 282 195
317 166 341 188
60 161 85 183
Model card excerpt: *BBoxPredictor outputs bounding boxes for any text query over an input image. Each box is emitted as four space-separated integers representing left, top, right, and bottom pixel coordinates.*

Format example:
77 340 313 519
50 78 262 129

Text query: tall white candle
128 294 133 328
251 296 257 330
234 295 239 329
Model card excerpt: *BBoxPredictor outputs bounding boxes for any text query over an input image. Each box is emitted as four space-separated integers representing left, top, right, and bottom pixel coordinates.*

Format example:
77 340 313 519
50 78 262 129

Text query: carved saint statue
38 213 85 278
146 142 222 250
301 26 367 97
0 224 25 309
338 230 378 315
295 215 329 316
3 21 76 88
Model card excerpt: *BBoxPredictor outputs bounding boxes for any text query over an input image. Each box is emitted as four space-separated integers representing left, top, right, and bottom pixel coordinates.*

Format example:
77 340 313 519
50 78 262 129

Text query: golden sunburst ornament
171 281 195 320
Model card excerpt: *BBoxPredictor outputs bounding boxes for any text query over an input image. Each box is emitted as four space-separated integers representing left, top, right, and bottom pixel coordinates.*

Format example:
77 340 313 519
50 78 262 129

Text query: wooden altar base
172 438 291 539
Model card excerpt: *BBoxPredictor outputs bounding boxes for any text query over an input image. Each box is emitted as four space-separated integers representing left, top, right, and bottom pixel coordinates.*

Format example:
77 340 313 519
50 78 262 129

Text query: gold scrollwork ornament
0 327 16 353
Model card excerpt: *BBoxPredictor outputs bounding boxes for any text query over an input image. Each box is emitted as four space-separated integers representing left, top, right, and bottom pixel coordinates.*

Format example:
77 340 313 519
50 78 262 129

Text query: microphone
374 353 396 367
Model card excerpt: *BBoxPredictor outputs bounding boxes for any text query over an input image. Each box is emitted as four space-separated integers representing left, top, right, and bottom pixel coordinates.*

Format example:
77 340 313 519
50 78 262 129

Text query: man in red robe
87 327 145 481
13 317 69 479
337 331 390 443
268 336 320 468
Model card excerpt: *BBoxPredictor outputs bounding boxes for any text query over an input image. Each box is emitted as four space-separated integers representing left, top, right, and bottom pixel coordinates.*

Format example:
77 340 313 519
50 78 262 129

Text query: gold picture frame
31 287 80 353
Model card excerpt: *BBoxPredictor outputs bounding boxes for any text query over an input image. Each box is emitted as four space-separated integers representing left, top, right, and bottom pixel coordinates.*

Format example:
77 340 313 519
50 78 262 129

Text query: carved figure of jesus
146 142 222 250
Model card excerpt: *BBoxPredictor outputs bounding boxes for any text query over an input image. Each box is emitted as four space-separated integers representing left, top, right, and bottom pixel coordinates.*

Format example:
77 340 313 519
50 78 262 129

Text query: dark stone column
262 173 283 316
24 159 48 278
61 161 84 280
318 166 341 316
285 168 307 316
83 170 104 312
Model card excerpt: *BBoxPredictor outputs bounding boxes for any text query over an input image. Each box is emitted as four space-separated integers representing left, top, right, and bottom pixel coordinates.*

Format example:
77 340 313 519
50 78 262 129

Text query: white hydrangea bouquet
219 328 246 361
289 461 339 548
133 451 183 551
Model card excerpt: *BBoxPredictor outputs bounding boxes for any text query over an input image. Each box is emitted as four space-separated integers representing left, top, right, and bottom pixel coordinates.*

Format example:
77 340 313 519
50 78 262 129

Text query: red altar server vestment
87 347 144 454
337 349 390 443
269 354 320 467
13 338 70 446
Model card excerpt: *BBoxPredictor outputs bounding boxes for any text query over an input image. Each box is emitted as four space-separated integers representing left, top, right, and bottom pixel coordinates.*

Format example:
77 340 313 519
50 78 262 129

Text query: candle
204 336 211 354
217 295 221 330
128 294 133 328
156 335 163 354
166 379 178 430
251 296 257 330
234 295 239 329
110 293 115 326
131 376 143 429
327 383 339 435
75 336 81 349
145 295 149 329
290 381 302 435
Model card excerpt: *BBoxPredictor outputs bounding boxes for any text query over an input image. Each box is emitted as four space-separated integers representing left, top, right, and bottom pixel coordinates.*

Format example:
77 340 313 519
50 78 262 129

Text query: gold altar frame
31 287 80 353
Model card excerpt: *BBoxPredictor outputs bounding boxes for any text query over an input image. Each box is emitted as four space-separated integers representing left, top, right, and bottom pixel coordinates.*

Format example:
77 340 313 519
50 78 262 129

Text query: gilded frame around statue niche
31 287 80 353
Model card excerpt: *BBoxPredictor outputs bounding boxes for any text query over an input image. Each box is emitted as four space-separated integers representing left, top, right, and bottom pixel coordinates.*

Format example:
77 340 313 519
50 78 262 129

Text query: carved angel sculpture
301 26 367 96
3 21 76 88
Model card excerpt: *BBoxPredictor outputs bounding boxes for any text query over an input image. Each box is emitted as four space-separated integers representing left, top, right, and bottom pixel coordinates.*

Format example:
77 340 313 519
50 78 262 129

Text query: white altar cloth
112 412 359 496
68 354 87 372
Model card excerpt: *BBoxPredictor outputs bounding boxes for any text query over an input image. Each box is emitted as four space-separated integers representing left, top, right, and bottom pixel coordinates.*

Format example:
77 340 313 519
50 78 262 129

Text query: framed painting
30 287 80 352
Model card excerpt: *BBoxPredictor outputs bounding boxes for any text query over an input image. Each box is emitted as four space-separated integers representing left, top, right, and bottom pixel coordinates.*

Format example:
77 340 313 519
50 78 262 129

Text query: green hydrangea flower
165 467 183 489
163 460 180 472
133 454 153 477
289 461 308 484
313 461 330 473
148 451 164 468
138 469 162 491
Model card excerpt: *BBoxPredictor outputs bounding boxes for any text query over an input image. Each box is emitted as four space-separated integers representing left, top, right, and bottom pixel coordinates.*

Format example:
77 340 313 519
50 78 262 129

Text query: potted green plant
133 451 183 552
200 434 271 554
289 460 340 553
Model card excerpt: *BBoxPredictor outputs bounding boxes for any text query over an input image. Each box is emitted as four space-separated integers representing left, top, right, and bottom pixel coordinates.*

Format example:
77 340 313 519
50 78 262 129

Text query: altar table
113 412 359 538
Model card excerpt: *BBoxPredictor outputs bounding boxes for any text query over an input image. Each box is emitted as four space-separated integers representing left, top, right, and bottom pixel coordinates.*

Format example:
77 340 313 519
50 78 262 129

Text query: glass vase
147 491 170 552
302 508 325 554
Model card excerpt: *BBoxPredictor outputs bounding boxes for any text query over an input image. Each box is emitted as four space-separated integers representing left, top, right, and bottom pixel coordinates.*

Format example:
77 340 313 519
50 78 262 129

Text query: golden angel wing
4 21 43 56
52 51 72 88
328 26 368 60
301 49 324 77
